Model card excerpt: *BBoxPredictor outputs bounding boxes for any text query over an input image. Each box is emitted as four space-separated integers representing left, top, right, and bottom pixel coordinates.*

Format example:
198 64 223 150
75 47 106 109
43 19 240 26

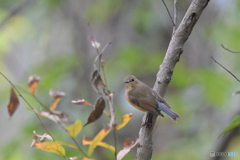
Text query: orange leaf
88 126 112 156
35 142 65 157
7 88 19 117
28 75 40 96
49 89 65 111
115 113 133 130
64 120 82 138
82 137 115 153
84 97 105 127
82 158 95 160
117 138 139 160
50 97 61 111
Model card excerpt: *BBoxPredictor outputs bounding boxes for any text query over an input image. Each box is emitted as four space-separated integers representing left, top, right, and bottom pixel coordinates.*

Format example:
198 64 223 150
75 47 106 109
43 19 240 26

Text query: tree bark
136 0 210 159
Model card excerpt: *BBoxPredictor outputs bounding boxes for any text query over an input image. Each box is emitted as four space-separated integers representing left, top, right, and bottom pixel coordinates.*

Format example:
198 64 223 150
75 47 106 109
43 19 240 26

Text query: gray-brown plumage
124 75 180 121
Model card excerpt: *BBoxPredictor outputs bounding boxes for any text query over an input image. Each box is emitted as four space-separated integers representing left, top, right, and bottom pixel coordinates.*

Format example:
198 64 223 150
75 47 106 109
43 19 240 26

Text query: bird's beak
124 80 129 84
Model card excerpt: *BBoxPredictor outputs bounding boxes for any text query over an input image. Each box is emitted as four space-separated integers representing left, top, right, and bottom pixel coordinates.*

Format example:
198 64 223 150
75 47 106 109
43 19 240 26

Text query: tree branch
173 0 178 34
221 44 240 53
136 0 210 159
211 56 240 82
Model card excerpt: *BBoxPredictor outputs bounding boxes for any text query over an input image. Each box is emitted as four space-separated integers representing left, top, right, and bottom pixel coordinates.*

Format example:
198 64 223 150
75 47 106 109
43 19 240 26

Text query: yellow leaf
61 142 78 150
64 120 82 138
35 142 65 157
82 157 95 160
115 113 133 130
88 126 112 156
50 97 61 111
83 137 115 153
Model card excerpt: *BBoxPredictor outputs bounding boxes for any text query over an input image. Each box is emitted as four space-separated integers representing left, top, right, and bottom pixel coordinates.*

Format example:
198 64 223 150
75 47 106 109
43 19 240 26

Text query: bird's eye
131 78 134 82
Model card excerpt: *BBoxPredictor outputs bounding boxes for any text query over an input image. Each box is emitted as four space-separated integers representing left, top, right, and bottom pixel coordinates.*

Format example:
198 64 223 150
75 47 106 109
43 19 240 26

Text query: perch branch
136 0 210 159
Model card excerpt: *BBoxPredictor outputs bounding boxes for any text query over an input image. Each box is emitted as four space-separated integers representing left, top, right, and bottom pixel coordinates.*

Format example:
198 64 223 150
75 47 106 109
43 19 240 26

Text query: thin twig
162 0 175 27
221 44 240 53
88 23 101 72
211 56 240 82
15 85 50 111
173 0 178 34
94 41 112 65
0 72 55 141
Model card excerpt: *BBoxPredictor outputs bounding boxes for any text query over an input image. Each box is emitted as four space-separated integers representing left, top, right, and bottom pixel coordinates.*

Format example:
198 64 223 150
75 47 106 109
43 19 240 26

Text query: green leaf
220 115 240 136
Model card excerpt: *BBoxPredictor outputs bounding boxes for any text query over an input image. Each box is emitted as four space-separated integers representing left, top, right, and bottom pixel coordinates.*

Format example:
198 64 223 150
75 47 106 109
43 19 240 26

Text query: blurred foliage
87 0 122 24
31 54 79 92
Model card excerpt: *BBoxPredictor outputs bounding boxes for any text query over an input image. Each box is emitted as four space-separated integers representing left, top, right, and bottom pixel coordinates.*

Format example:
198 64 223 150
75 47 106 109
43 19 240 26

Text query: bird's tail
157 101 180 121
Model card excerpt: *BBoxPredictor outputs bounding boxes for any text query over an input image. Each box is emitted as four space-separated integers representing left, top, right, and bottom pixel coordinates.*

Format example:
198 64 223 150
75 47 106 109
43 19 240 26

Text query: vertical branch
136 0 210 159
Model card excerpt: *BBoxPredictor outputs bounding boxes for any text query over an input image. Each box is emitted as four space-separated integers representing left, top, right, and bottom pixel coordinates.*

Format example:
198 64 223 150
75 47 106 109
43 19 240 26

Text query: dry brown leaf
34 109 73 123
90 69 99 82
71 99 93 107
117 138 139 160
49 88 65 99
28 75 40 96
92 74 105 93
84 97 105 127
31 131 53 147
7 88 19 117
51 110 73 123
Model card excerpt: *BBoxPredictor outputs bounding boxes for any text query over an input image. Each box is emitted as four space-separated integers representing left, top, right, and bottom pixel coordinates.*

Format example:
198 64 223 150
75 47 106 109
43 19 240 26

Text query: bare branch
211 56 240 82
136 0 210 159
173 0 178 33
162 0 175 28
94 41 112 66
221 44 240 53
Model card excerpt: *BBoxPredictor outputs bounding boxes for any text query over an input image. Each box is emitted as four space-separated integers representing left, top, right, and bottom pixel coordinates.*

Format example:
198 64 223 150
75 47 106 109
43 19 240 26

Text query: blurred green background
0 0 240 160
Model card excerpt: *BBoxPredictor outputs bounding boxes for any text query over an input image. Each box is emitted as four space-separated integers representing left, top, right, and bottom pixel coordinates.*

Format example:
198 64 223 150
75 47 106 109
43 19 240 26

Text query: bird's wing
150 89 171 109
128 95 164 116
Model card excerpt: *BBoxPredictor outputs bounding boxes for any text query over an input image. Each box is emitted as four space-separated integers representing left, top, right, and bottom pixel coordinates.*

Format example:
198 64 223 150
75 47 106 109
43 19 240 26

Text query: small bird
124 75 180 121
